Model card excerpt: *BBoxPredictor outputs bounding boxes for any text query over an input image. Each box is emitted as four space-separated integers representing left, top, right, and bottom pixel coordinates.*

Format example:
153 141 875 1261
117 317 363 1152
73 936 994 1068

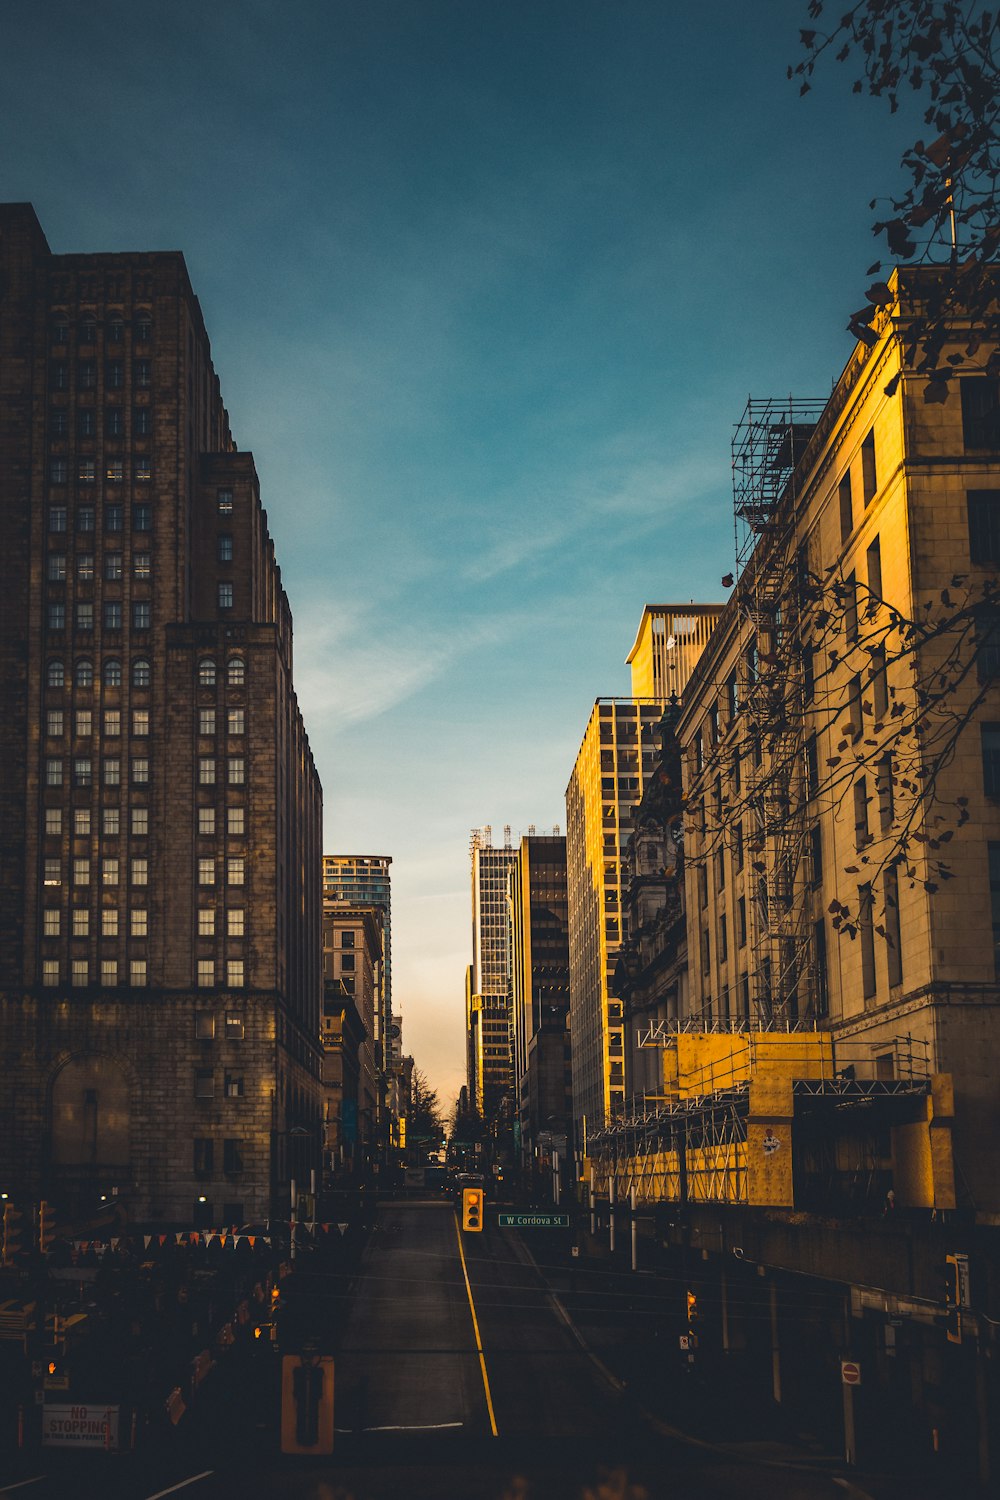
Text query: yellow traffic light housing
686 1289 698 1323
462 1187 484 1233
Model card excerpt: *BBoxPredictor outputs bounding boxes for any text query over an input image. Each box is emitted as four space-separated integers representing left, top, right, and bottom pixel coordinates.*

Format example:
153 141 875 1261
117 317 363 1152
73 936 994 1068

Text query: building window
719 913 728 965
75 709 92 736
701 928 710 975
227 807 245 836
134 407 153 435
132 708 150 737
45 758 63 787
43 909 61 938
218 534 233 562
44 858 61 886
866 535 882 609
223 1138 244 1174
199 757 216 785
102 857 119 887
47 659 65 688
227 757 245 786
135 313 152 341
50 362 69 391
199 709 216 736
105 459 123 483
870 644 888 718
132 505 152 533
102 910 119 937
103 758 121 787
131 908 148 937
134 552 152 580
131 807 149 836
132 658 151 687
105 504 123 534
340 952 356 972
198 908 216 936
884 866 903 988
131 858 148 886
962 377 1000 451
737 896 747 947
976 604 1000 680
78 457 96 483
990 843 1000 978
77 505 95 533
44 808 62 836
42 958 61 986
197 961 215 989
76 602 94 631
107 319 124 343
967 490 1000 564
106 359 124 390
224 1073 244 1098
844 571 858 642
984 723 1000 799
195 1067 215 1097
814 919 829 1017
101 959 118 987
854 776 870 849
227 909 245 937
198 858 215 887
71 908 90 938
130 959 148 987
859 883 877 1000
198 808 216 835
73 756 92 788
104 659 122 688
861 429 877 505
78 553 95 582
104 602 122 630
227 656 245 686
47 553 67 583
106 554 125 585
104 709 121 736
194 1138 214 1175
132 601 152 630
218 582 233 610
198 658 216 687
217 488 233 514
46 709 64 738
106 405 124 436
72 959 89 987
134 359 152 389
226 960 245 989
131 757 150 785
196 1014 216 1041
50 407 68 436
74 808 91 836
103 808 120 836
227 857 245 886
78 408 97 438
227 708 245 736
49 505 68 533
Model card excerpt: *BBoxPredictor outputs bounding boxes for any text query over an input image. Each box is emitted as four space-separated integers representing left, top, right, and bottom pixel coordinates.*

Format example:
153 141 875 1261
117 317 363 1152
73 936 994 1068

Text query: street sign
497 1212 570 1229
42 1404 119 1449
840 1359 861 1386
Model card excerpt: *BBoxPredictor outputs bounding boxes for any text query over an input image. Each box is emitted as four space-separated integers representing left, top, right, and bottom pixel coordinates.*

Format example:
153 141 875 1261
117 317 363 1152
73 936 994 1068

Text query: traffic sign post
841 1359 861 1466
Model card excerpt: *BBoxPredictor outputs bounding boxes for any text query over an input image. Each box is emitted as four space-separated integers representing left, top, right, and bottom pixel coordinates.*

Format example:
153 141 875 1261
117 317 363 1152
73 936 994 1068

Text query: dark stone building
0 204 323 1228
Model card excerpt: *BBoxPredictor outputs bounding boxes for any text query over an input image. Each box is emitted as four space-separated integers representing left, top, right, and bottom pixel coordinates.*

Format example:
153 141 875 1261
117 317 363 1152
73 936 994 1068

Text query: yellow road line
454 1212 499 1438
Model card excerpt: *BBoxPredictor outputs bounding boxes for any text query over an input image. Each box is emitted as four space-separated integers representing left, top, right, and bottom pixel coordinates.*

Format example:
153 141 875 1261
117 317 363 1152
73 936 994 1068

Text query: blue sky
3 1 922 1106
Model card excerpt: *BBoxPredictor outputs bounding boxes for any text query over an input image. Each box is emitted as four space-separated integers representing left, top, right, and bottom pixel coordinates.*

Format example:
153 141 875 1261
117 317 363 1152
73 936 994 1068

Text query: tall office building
0 204 323 1226
508 834 571 1153
322 854 392 1070
566 605 721 1139
468 827 517 1116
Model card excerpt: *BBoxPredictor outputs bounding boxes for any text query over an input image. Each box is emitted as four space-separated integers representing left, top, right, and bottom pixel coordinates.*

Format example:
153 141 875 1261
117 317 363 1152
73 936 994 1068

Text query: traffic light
2 1203 24 1266
462 1187 484 1233
38 1200 57 1255
686 1289 699 1325
937 1253 968 1344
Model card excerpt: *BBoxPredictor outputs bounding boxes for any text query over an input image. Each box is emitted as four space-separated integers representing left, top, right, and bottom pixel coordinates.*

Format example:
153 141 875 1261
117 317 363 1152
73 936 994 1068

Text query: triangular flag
158 1234 168 1246
247 1236 256 1248
143 1236 152 1249
110 1238 120 1249
337 1223 348 1236
175 1233 185 1245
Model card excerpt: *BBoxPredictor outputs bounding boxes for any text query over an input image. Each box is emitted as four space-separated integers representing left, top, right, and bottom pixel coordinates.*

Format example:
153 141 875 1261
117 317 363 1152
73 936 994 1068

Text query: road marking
143 1472 214 1500
454 1212 499 1438
362 1422 464 1432
0 1481 47 1495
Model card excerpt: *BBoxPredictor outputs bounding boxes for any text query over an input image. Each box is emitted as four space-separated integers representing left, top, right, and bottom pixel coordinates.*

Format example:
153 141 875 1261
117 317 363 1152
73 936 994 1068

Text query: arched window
198 658 216 687
132 658 151 688
47 660 65 688
104 658 122 688
134 312 152 341
227 656 245 686
78 318 97 345
75 658 93 688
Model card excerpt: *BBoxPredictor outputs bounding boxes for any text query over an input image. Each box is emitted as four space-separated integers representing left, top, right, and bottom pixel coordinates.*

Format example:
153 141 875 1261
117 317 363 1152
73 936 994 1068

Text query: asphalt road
1 1199 911 1500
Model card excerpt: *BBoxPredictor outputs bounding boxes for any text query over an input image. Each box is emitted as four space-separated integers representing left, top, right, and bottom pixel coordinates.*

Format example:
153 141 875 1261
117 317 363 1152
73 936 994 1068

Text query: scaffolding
731 398 826 1028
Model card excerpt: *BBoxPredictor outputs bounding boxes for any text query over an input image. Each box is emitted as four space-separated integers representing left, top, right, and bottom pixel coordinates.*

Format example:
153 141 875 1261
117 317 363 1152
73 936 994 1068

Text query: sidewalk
507 1225 982 1500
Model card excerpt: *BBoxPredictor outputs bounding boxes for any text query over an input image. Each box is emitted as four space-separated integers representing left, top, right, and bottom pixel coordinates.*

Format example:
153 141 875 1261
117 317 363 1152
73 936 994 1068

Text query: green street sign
498 1212 570 1229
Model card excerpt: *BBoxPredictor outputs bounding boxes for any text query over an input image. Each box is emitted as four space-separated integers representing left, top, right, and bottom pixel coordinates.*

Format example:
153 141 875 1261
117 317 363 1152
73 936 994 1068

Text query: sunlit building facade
509 834 571 1155
468 827 517 1117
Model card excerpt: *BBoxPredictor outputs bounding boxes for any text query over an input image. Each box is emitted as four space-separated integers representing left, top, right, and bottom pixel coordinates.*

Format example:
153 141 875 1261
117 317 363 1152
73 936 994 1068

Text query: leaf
865 281 894 306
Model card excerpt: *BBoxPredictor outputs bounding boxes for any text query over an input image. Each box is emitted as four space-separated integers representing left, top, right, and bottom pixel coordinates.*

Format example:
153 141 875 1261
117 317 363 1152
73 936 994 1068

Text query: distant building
508 834 571 1157
468 827 517 1117
322 855 392 1069
0 204 324 1227
321 902 383 1170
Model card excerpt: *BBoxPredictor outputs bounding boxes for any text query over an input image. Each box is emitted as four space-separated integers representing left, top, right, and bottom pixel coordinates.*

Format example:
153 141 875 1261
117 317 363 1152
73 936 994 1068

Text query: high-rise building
321 903 383 1173
322 855 392 1069
0 204 323 1226
566 605 721 1140
508 834 571 1155
468 827 517 1116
